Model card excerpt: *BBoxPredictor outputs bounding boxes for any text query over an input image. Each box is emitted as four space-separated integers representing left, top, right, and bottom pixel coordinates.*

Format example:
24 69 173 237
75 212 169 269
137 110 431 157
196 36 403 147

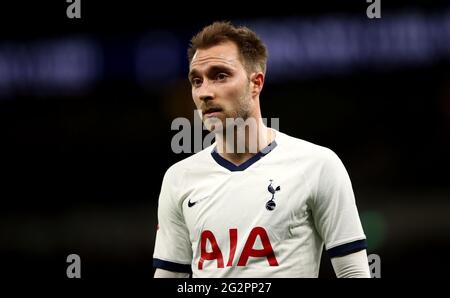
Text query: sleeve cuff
153 258 192 273
327 239 368 258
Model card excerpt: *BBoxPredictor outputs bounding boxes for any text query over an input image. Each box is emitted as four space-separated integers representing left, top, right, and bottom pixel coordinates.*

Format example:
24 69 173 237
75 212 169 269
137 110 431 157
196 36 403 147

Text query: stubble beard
206 84 253 133
212 92 256 155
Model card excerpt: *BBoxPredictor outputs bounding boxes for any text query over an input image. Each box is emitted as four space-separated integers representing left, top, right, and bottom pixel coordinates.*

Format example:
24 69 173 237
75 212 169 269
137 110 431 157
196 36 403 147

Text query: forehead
189 41 244 72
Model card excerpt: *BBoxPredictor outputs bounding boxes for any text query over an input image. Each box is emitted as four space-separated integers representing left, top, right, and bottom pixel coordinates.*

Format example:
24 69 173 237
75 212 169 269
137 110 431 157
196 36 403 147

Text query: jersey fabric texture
153 130 367 277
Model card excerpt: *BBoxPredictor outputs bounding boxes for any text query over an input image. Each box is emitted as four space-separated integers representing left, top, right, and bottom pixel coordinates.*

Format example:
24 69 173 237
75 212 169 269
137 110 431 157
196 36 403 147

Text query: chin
204 117 224 132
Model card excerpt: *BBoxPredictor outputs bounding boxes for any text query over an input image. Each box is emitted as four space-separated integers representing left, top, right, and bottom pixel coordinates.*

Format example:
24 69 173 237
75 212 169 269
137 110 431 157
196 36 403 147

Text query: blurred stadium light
0 38 102 97
248 10 450 80
135 31 183 87
2 9 450 97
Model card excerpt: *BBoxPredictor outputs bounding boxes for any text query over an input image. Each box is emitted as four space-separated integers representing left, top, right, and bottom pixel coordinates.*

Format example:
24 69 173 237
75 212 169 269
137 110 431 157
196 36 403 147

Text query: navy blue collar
211 141 278 172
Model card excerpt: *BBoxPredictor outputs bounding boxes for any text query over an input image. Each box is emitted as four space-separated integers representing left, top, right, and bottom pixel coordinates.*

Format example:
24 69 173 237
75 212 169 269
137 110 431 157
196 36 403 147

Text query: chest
181 166 312 242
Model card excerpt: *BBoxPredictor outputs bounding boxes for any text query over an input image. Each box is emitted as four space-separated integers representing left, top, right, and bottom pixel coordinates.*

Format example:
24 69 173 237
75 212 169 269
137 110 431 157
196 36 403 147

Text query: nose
200 94 213 102
197 81 214 102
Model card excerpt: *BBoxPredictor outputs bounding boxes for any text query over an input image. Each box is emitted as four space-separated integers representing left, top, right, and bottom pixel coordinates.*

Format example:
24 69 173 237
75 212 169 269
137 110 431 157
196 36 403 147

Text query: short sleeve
153 166 192 273
310 149 367 258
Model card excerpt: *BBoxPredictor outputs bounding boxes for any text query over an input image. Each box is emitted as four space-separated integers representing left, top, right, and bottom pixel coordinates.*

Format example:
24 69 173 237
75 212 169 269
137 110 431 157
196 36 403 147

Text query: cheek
230 84 250 104
223 83 245 101
192 90 200 106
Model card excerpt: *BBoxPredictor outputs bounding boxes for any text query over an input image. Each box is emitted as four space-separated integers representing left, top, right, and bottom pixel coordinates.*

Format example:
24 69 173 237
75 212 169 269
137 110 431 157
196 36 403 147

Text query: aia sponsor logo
198 226 278 270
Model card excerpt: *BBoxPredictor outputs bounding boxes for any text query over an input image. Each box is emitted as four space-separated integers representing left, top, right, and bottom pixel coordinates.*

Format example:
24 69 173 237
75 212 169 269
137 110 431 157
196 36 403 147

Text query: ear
250 72 265 97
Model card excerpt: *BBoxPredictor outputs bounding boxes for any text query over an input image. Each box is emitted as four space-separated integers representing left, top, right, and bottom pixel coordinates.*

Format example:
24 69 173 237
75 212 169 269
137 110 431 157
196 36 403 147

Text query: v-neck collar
211 140 278 172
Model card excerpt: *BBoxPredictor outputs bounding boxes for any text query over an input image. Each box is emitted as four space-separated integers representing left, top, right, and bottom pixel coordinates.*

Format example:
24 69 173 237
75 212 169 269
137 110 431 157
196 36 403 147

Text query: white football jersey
153 130 367 277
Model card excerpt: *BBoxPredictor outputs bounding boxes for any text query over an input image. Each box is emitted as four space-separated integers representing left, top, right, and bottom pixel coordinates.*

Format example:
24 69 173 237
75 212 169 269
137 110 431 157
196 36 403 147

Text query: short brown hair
187 21 268 74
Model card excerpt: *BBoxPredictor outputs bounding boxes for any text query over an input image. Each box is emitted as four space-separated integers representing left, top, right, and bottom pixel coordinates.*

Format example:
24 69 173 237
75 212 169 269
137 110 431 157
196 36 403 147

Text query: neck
214 117 275 166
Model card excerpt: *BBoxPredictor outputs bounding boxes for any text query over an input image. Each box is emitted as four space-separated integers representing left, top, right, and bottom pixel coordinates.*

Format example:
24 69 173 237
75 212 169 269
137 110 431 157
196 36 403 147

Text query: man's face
189 41 254 131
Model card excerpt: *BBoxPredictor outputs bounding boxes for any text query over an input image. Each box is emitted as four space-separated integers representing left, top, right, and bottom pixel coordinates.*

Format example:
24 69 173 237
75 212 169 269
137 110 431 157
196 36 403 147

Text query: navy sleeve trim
153 258 192 273
327 239 368 258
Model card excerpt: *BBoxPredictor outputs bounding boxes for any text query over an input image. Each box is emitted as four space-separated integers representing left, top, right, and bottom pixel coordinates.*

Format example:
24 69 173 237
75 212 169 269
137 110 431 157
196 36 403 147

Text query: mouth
203 107 223 117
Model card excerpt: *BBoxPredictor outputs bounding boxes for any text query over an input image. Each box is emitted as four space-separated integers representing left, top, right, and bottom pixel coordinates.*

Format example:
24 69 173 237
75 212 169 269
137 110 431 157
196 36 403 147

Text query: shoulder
158 144 216 202
163 143 216 180
276 131 340 165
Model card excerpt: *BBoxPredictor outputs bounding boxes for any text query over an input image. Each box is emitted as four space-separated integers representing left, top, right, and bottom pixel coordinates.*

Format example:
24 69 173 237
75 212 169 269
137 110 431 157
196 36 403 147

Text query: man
153 21 370 278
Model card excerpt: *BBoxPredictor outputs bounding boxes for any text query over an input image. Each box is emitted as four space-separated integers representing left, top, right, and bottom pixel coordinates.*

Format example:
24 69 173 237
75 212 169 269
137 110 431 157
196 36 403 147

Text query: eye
191 78 202 87
215 73 228 81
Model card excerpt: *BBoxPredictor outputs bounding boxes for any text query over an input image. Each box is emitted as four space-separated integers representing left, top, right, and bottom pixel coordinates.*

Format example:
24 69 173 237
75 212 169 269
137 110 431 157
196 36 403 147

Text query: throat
219 152 255 167
214 127 276 166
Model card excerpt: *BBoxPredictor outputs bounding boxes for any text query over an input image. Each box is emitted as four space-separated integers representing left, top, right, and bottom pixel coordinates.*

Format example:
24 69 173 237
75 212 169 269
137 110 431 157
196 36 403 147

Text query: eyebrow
188 64 234 80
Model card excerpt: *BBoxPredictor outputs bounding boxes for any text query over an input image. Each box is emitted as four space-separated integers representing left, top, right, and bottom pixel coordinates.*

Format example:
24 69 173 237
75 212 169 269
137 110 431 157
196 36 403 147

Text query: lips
203 107 222 116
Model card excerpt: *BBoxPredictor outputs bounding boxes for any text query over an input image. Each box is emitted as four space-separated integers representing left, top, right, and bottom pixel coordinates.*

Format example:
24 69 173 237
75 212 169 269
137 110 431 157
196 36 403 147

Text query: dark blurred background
1 0 449 280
